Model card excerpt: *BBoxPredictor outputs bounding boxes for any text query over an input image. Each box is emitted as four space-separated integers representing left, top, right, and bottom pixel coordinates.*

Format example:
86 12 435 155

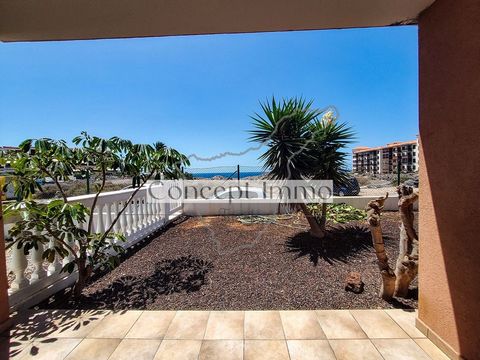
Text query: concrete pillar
417 0 480 358
0 199 11 333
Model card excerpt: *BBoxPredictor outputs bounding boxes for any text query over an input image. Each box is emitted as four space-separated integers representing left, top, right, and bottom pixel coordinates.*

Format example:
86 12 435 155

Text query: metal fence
185 165 267 180
184 166 418 197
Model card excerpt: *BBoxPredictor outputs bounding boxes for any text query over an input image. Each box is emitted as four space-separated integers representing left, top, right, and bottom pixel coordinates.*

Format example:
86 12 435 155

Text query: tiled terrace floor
0 309 449 360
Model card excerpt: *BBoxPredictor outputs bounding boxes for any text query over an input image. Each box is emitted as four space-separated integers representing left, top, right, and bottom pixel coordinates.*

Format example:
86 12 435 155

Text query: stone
345 272 364 294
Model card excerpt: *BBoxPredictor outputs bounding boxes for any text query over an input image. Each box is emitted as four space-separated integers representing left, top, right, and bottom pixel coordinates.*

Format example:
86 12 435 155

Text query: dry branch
366 193 396 300
394 186 419 298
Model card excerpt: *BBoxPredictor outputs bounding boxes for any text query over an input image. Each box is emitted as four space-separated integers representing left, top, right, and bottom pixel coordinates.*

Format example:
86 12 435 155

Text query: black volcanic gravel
38 212 418 311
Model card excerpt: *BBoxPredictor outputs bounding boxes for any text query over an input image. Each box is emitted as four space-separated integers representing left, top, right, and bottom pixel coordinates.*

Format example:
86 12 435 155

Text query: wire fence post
237 165 240 181
86 169 90 194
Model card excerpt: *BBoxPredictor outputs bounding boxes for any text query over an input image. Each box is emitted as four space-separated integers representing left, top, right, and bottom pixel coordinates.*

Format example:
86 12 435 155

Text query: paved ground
1 309 448 359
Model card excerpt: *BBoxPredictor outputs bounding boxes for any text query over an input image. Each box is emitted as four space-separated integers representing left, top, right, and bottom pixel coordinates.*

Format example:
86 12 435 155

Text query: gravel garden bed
38 212 417 311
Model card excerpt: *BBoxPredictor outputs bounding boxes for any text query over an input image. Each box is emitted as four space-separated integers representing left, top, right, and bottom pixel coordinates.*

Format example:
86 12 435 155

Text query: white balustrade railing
6 181 183 310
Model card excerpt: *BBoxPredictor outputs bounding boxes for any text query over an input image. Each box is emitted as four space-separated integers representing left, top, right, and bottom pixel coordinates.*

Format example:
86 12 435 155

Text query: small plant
308 203 366 224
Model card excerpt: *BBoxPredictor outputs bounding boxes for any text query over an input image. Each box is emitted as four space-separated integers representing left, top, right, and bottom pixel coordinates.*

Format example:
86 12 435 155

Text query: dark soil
38 212 418 311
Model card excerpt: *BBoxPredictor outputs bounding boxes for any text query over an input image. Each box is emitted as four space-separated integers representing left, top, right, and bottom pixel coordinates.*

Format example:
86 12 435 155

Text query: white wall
183 195 416 216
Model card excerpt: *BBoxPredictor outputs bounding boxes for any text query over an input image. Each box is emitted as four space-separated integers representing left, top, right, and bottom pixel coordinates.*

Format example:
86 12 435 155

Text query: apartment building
352 138 419 174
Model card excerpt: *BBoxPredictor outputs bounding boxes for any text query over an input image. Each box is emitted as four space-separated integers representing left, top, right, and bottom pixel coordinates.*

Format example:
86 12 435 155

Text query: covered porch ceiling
0 0 435 42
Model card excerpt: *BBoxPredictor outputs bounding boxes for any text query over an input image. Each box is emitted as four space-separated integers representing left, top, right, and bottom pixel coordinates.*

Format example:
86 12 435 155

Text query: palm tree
154 141 166 151
249 97 354 238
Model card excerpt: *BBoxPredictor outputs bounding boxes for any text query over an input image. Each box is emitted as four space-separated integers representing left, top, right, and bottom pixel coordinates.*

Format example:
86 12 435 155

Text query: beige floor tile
108 339 161 360
126 311 176 339
65 338 121 360
244 311 284 339
204 311 244 340
12 338 81 360
414 339 450 360
199 340 243 360
164 311 210 340
385 310 426 338
153 339 202 360
87 311 142 339
244 340 289 360
316 310 367 339
350 310 409 339
329 339 383 360
280 311 326 340
372 339 432 360
50 310 110 338
287 340 336 360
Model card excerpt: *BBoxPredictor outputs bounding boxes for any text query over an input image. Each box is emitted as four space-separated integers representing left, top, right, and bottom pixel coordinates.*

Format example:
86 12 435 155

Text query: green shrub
308 203 366 224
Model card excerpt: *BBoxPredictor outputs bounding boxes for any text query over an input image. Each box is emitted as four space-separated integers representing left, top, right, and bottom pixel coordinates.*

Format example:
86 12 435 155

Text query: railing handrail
66 183 168 206
66 187 140 202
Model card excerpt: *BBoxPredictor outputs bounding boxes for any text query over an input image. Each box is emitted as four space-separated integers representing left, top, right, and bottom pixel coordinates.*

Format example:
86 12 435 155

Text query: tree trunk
394 186 419 298
73 260 92 298
318 203 328 232
366 193 396 301
298 203 325 239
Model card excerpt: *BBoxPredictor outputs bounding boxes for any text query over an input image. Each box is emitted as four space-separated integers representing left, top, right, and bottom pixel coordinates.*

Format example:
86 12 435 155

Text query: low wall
183 195 415 216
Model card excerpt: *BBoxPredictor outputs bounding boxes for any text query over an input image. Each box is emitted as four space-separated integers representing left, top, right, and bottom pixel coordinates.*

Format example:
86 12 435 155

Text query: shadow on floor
1 309 110 358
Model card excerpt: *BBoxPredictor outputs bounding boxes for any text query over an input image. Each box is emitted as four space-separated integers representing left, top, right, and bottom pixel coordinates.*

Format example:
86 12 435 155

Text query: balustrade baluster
105 202 112 233
10 243 28 291
30 236 47 284
96 203 105 234
47 238 60 276
148 199 154 226
62 236 75 269
141 197 147 227
158 198 164 225
128 201 135 235
119 201 127 234
136 199 143 230
133 199 140 231
165 201 171 221
113 201 121 233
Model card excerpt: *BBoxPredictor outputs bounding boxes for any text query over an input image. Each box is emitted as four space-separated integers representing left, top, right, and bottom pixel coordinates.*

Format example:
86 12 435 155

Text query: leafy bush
1 133 189 297
308 203 366 224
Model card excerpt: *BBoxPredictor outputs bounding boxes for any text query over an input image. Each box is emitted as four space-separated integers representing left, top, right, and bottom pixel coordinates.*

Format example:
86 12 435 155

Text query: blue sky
0 26 418 168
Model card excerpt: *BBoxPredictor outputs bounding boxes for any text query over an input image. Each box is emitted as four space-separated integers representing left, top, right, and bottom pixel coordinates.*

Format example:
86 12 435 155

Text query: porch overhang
0 0 434 42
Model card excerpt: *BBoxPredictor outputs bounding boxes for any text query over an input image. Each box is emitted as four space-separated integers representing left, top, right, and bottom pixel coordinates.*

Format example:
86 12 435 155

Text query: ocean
190 171 265 179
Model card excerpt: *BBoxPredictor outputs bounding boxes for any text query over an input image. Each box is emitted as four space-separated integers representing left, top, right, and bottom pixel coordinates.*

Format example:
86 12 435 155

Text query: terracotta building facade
353 138 419 174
